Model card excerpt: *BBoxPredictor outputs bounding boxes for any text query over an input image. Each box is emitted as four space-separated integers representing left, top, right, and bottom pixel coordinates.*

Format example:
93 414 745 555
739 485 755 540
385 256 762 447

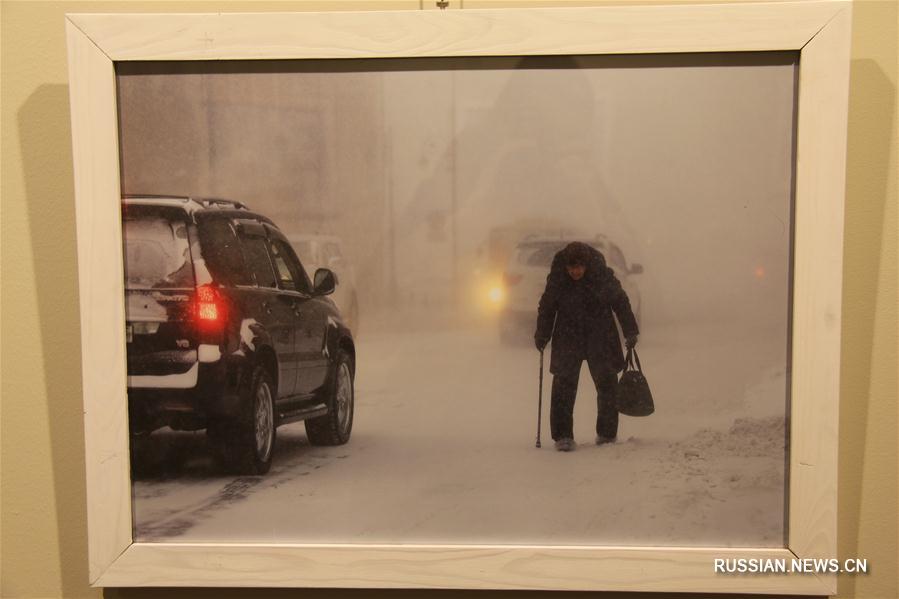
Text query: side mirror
313 268 336 296
629 263 644 275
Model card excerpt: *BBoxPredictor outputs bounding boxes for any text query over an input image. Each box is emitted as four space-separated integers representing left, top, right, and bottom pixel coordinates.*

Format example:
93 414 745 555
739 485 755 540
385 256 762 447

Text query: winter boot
555 438 576 452
595 435 617 445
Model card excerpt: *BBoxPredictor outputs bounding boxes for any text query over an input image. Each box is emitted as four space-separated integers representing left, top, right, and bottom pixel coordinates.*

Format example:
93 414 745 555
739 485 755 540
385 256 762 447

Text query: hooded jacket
535 242 639 377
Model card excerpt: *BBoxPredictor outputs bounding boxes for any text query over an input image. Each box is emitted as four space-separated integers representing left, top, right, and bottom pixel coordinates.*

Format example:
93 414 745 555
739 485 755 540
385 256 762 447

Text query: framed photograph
66 0 851 593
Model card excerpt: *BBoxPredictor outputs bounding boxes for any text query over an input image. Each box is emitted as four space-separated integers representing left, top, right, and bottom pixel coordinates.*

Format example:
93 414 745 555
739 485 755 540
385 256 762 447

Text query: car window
272 239 312 293
123 215 195 289
269 242 296 291
268 240 297 292
197 218 253 286
240 236 277 288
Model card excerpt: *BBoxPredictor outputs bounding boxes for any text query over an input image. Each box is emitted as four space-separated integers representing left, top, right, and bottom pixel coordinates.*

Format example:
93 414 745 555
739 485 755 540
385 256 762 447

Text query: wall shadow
17 84 96 598
837 55 897 598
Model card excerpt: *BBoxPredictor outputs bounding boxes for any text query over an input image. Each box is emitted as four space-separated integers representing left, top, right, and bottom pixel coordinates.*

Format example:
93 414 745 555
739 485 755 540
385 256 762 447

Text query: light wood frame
66 1 851 593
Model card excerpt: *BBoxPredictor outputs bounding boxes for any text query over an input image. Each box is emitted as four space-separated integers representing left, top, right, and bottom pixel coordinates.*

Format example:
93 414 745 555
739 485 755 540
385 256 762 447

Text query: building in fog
118 62 392 311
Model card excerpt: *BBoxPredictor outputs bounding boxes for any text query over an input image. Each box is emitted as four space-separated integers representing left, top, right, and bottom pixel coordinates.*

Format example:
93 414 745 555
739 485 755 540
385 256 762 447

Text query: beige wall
1 1 895 597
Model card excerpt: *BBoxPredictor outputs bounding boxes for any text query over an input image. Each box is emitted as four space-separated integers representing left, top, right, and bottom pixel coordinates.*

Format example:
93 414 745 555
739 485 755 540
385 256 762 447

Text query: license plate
126 324 133 343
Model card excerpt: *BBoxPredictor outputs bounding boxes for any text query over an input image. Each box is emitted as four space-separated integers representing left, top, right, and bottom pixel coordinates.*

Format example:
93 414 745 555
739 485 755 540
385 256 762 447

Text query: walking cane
536 348 544 448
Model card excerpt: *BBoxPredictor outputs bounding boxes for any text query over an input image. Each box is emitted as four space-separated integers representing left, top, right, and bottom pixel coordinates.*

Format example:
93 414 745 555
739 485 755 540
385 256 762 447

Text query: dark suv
122 196 355 474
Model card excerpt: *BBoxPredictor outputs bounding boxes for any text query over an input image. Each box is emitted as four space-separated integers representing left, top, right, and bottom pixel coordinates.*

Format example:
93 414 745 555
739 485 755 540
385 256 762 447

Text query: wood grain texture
788 5 852 595
97 544 832 594
67 2 844 61
65 1 852 592
65 18 132 583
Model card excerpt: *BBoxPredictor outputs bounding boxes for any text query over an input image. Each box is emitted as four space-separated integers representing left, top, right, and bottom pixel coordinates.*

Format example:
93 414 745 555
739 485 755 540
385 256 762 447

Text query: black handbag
616 348 654 417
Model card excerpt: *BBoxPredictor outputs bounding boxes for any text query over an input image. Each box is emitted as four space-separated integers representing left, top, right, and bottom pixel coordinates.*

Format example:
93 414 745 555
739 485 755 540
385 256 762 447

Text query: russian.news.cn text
714 558 868 575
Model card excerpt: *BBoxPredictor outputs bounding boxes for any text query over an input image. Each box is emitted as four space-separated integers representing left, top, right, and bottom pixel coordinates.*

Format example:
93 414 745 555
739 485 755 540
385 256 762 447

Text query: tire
219 365 276 475
306 349 354 446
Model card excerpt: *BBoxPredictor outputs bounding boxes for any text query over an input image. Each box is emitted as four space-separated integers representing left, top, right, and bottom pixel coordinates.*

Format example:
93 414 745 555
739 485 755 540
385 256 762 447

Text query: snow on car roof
122 195 249 215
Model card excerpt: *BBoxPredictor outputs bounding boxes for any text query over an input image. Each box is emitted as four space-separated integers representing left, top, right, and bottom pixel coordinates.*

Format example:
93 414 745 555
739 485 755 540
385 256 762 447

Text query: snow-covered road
133 319 787 547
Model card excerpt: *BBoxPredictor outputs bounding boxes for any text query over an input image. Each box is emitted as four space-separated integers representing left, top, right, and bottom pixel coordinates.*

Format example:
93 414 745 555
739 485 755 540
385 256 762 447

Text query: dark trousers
550 364 618 441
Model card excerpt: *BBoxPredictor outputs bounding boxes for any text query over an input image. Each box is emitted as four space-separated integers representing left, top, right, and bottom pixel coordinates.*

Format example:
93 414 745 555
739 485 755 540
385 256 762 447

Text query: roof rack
198 197 248 210
122 195 249 211
122 193 191 201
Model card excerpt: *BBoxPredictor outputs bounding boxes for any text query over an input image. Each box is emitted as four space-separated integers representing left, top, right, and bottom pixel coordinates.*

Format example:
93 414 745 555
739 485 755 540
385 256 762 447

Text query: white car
287 234 360 332
497 235 643 344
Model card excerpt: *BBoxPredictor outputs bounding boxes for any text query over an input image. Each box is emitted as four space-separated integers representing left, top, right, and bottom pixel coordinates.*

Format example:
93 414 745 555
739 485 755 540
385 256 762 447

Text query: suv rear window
123 215 194 289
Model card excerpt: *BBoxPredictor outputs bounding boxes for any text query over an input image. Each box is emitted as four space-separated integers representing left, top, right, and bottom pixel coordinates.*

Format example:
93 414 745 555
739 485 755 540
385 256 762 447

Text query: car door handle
261 301 272 315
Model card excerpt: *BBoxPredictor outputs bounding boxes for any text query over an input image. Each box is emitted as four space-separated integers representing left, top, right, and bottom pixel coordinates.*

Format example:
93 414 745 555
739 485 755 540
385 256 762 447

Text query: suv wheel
306 349 354 446
219 365 276 474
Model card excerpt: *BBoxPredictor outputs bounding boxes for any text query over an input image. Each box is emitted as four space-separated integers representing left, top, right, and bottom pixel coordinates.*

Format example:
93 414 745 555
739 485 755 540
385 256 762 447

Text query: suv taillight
195 284 224 327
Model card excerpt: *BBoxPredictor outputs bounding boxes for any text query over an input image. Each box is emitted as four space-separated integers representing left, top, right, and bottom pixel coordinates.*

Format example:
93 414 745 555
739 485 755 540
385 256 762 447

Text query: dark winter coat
535 243 639 378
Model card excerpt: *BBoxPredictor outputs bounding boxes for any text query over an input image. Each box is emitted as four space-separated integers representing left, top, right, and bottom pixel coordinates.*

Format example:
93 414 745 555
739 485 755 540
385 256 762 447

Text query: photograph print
117 51 797 548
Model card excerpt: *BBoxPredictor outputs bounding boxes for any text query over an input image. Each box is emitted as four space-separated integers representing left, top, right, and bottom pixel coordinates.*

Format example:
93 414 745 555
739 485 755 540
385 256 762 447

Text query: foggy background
118 54 796 329
119 53 797 547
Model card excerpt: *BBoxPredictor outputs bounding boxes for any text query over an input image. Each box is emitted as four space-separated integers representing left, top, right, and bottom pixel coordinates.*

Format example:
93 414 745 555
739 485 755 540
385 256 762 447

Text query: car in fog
287 234 360 333
496 234 643 344
123 195 356 474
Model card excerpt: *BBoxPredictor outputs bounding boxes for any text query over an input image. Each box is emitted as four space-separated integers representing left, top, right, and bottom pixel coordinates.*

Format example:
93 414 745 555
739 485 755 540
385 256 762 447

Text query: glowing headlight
488 286 504 304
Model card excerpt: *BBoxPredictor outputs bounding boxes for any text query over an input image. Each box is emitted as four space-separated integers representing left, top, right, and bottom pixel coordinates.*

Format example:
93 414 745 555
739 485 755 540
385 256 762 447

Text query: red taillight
198 302 219 321
503 273 523 286
196 284 222 323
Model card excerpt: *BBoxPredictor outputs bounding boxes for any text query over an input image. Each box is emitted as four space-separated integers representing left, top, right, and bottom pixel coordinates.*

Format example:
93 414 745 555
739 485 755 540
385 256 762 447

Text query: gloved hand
535 337 549 352
625 335 638 350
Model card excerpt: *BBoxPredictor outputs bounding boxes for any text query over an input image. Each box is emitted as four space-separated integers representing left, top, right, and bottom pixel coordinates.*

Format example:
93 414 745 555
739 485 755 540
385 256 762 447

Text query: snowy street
133 318 786 547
